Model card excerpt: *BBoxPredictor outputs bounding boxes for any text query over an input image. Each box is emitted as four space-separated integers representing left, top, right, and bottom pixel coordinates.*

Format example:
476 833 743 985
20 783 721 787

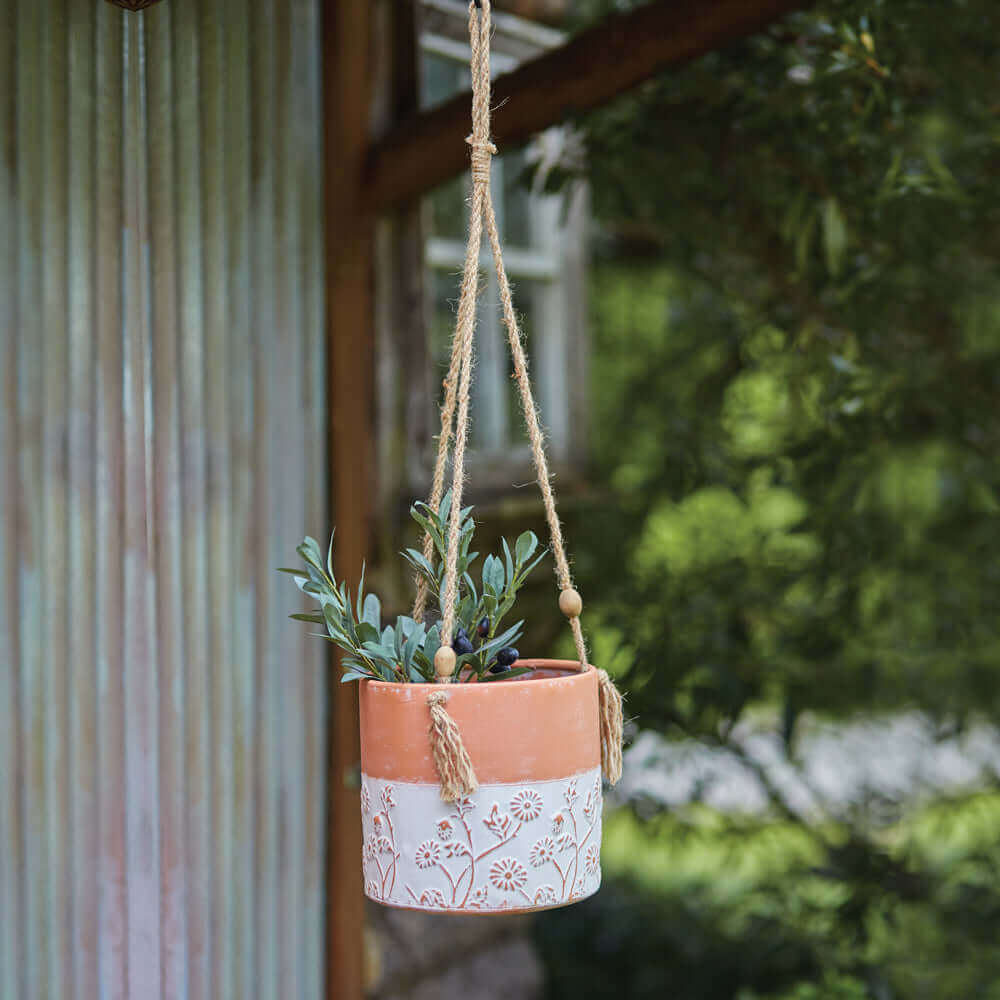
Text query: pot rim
358 657 592 694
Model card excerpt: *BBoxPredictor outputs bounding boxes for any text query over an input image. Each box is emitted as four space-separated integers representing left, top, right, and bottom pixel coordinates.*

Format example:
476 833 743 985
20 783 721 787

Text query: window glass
419 22 572 459
503 278 543 446
429 267 497 451
427 176 468 242
502 148 534 248
429 268 461 376
421 51 466 109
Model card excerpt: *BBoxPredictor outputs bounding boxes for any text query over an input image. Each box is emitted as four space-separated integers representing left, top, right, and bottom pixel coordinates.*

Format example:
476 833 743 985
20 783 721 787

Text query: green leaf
396 615 418 637
403 548 435 579
354 621 381 646
297 537 326 576
403 622 425 668
501 538 515 588
410 507 442 549
478 621 524 662
355 562 367 621
341 671 375 684
438 490 453 526
515 530 538 565
483 555 504 596
423 623 441 658
289 612 326 625
362 592 381 629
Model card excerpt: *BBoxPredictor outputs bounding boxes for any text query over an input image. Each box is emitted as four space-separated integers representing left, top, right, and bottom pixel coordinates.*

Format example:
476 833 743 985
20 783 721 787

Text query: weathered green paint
0 1 327 997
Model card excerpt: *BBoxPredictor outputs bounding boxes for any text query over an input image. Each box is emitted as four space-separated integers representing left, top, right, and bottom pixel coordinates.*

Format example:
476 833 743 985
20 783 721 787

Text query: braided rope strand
482 193 589 668
435 2 494 666
413 7 498 626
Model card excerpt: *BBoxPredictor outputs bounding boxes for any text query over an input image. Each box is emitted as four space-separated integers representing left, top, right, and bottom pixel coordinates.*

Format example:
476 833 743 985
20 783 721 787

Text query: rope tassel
597 670 624 785
427 692 479 802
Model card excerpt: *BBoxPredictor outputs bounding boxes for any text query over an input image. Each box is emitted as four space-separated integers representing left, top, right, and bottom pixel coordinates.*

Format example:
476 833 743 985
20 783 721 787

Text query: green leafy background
528 1 1000 996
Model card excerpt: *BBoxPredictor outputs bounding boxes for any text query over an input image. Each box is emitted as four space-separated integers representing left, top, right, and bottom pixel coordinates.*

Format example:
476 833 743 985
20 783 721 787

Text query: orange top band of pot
358 660 601 784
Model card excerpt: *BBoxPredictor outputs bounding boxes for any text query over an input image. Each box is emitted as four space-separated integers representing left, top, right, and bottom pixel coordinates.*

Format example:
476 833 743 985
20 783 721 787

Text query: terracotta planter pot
359 659 603 913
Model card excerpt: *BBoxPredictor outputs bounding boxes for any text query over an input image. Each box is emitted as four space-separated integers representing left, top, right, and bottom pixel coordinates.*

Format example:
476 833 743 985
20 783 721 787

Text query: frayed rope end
427 691 479 802
597 669 624 785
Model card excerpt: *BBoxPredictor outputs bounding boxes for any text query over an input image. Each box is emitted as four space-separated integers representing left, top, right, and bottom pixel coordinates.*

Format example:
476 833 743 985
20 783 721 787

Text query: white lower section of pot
360 767 603 913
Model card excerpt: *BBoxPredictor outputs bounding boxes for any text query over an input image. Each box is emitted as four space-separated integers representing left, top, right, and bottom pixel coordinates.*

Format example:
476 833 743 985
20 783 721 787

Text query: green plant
283 492 547 683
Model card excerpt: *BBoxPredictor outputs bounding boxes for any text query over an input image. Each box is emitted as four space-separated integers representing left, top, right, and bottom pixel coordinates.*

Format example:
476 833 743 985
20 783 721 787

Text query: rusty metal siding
0 1 328 997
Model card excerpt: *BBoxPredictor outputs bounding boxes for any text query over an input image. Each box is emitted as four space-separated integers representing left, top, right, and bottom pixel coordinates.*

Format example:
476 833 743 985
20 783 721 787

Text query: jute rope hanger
414 0 624 797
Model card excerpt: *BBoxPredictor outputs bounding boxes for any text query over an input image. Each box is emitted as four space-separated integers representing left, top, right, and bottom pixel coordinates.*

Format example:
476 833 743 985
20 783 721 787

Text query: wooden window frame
410 0 589 494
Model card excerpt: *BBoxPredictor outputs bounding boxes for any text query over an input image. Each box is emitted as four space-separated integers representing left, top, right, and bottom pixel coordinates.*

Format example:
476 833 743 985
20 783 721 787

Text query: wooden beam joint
365 0 813 213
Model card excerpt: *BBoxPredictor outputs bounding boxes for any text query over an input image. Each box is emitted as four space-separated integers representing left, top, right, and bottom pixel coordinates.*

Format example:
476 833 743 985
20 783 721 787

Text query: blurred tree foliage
534 1 1000 996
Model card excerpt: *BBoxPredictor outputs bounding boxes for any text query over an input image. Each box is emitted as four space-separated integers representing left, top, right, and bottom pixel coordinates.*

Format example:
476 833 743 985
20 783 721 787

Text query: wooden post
323 1 373 998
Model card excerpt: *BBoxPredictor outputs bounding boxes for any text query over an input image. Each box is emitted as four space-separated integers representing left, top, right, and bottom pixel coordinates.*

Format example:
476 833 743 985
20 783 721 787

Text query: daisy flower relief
489 857 529 893
414 840 441 869
529 836 556 868
509 789 543 822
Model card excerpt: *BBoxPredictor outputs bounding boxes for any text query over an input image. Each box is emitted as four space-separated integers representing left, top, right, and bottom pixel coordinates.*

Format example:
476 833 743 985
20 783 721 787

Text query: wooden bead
434 646 457 679
559 588 583 618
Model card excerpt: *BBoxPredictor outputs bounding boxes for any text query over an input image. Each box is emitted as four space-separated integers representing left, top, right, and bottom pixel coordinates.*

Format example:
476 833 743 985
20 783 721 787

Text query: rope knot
466 134 497 186
427 691 479 802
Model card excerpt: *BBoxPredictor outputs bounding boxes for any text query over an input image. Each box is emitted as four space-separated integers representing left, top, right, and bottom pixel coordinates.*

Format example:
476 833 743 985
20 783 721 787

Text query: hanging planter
360 661 604 912
285 0 624 915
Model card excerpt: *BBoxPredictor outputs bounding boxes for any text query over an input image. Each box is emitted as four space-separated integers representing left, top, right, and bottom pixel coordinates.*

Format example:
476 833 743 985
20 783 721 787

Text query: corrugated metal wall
0 1 328 997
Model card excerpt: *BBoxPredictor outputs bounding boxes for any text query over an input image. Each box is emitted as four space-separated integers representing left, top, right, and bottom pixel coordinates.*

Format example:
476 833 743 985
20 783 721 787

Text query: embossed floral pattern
468 886 490 909
360 769 602 912
417 888 447 908
483 803 513 840
490 857 529 893
415 840 441 869
534 885 558 905
564 779 579 808
509 789 543 822
529 836 556 868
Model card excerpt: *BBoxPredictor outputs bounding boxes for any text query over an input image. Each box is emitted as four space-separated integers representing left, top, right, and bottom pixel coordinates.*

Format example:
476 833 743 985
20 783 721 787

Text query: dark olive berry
455 627 468 640
488 661 510 674
477 616 490 637
496 647 519 668
453 635 474 656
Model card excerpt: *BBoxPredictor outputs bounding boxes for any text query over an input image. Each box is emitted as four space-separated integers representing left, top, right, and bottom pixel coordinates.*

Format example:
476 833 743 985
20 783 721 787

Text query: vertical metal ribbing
66 2 100 996
122 13 163 999
15 0 46 994
250 0 279 994
0 0 23 996
2 3 328 995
